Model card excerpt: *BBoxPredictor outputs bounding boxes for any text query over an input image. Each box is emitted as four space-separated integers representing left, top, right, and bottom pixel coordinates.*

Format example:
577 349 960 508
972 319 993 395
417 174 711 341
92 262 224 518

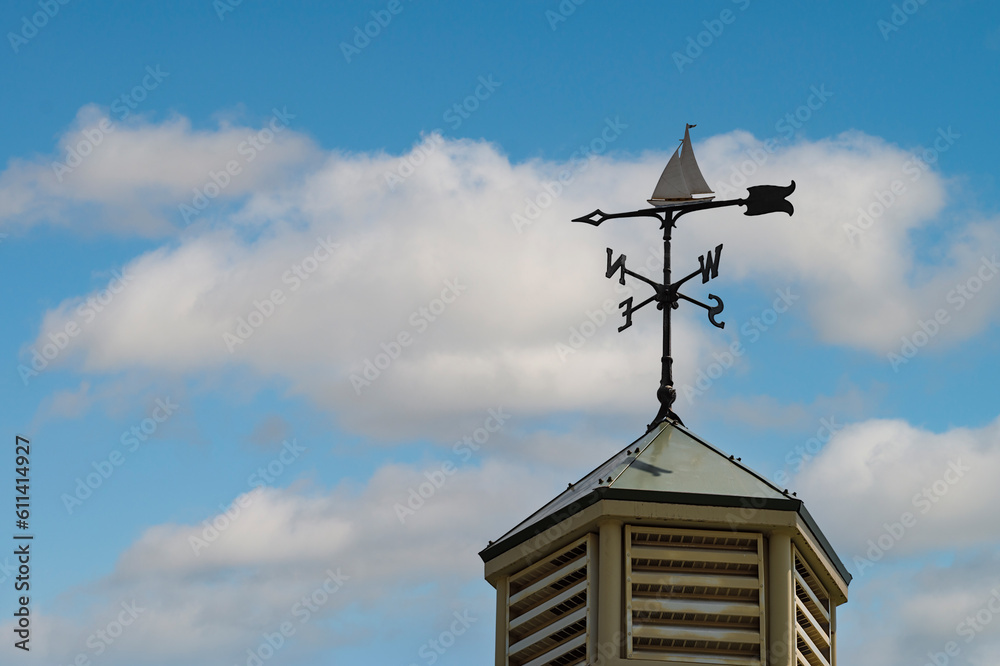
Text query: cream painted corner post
767 529 794 666
495 574 508 666
597 518 624 663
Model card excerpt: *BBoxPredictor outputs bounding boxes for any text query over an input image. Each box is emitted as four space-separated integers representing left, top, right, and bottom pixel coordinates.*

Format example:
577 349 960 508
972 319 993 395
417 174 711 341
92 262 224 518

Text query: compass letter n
698 244 723 283
606 248 627 285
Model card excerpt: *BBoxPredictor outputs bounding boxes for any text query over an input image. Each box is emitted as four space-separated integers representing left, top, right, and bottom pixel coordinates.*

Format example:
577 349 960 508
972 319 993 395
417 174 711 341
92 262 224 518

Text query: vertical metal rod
662 218 672 392
648 213 678 430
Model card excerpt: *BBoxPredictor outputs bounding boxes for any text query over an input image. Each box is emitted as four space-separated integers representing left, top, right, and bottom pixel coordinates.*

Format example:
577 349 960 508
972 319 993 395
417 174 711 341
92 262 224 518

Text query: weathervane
573 124 795 430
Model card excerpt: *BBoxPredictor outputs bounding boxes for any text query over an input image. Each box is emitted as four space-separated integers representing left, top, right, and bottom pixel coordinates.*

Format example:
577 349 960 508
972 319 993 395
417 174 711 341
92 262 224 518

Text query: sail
678 125 713 195
648 124 715 203
649 146 688 201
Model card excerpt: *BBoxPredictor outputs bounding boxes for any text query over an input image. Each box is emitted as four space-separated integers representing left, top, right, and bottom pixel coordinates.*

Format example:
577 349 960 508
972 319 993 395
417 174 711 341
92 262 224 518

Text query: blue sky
2 1 1000 664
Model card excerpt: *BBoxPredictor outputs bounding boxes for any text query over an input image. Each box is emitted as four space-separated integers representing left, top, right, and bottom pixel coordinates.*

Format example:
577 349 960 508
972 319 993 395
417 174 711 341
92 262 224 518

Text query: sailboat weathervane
573 124 796 430
648 123 716 206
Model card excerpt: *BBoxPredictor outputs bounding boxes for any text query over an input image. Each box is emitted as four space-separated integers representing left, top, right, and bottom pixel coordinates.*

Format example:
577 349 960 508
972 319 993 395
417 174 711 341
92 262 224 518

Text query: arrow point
572 209 606 226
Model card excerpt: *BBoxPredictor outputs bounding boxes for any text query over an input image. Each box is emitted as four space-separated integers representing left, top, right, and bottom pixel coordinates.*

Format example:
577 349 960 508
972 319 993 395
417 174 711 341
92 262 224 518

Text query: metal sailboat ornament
573 124 796 429
647 123 715 206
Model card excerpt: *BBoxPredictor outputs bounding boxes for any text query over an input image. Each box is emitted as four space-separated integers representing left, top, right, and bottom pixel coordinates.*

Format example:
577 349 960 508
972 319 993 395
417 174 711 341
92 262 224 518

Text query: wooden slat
793 547 830 602
509 537 588 590
630 525 761 546
508 606 587 658
631 570 760 590
795 597 831 650
794 569 830 623
630 648 761 666
796 625 831 666
509 551 588 607
632 596 760 618
520 632 587 666
632 622 761 645
630 544 759 566
509 578 587 632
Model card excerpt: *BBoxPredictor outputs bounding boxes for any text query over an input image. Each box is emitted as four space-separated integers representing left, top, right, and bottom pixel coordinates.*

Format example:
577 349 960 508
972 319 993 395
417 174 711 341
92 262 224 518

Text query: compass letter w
698 244 723 283
606 248 627 285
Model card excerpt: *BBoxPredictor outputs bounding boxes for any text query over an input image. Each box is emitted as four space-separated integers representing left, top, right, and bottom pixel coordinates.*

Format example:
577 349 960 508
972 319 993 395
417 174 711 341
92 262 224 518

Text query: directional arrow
573 208 662 226
573 182 796 226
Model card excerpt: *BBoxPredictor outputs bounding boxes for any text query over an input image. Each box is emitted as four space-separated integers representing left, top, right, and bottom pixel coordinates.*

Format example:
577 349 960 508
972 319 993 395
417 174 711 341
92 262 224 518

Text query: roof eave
478 487 852 586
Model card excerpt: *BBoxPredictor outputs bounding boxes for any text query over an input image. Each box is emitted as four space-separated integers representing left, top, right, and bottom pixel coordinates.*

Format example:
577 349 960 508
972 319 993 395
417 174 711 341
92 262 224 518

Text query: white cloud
13 115 1000 439
781 413 1000 665
838 553 1000 666
0 104 319 235
794 416 1000 563
0 450 583 665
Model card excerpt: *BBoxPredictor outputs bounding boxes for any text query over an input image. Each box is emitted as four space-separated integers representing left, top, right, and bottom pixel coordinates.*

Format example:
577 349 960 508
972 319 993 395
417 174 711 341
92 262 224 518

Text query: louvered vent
626 526 765 664
793 546 832 666
506 534 594 666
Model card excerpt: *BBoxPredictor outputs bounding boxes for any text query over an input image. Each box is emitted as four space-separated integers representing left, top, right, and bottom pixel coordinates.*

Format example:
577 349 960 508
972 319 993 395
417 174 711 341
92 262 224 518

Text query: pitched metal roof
480 421 851 584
